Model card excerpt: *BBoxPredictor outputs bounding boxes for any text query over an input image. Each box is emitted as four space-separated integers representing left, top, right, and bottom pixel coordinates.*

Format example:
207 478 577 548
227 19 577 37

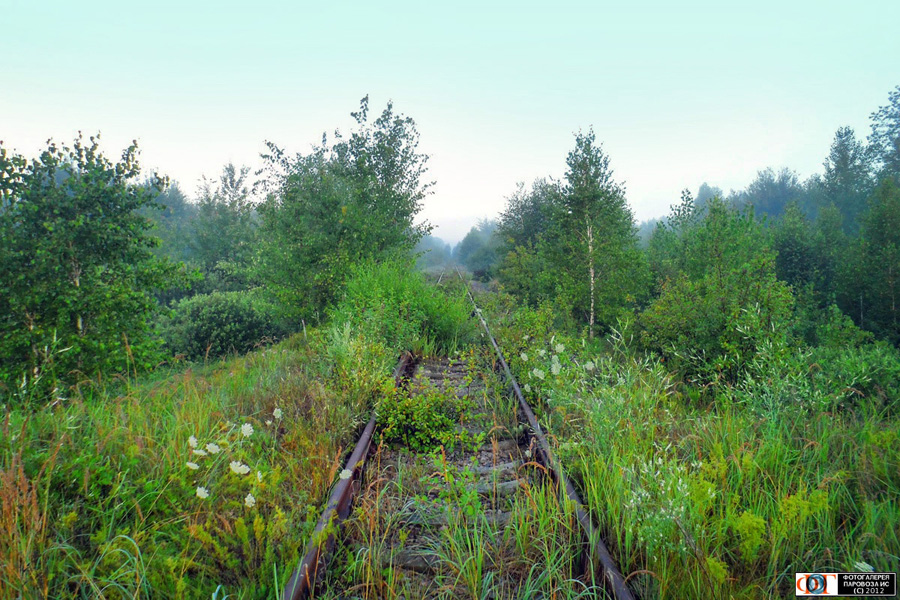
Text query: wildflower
241 423 254 438
551 355 561 375
186 462 200 470
339 469 353 480
520 352 528 362
273 407 283 419
585 361 595 372
538 349 546 358
230 461 250 475
532 368 545 380
205 443 220 455
266 420 273 426
244 493 256 508
524 450 532 458
196 486 209 499
188 435 198 448
257 471 263 482
523 384 532 393
555 343 565 353
192 448 208 457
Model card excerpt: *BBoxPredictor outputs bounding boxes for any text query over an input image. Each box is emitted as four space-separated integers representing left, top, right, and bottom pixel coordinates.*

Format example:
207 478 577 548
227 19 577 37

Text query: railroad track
283 278 634 600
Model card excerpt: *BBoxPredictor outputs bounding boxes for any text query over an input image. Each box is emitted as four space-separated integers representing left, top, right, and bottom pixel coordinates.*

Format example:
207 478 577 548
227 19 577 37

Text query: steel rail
282 352 415 600
458 271 635 600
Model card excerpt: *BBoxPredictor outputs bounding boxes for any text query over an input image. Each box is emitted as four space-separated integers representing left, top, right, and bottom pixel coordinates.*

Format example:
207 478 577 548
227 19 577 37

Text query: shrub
159 291 288 360
329 259 476 355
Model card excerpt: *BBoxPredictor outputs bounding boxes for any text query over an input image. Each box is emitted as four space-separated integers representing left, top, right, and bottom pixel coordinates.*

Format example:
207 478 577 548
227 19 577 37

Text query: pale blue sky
2 0 898 242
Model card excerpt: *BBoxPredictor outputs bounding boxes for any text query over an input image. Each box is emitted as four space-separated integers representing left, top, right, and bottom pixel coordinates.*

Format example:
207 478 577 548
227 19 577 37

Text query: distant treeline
453 86 900 360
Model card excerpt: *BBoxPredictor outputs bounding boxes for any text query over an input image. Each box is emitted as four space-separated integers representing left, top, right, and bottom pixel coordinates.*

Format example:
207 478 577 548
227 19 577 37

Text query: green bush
329 259 476 355
377 383 474 451
159 291 288 360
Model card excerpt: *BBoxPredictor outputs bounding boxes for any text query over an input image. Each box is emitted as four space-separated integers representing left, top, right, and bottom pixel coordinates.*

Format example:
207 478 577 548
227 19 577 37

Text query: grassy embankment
1 262 473 599
483 294 900 599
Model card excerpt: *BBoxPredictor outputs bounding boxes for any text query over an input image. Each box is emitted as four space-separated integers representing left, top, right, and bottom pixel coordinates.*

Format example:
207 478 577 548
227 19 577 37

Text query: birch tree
555 130 641 337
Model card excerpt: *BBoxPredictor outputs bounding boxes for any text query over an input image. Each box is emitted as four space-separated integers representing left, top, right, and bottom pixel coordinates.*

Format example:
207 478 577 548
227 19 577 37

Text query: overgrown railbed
482 294 900 599
0 263 475 599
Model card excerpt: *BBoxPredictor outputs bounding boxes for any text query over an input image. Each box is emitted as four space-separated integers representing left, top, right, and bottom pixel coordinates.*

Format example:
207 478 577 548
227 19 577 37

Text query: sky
2 0 898 243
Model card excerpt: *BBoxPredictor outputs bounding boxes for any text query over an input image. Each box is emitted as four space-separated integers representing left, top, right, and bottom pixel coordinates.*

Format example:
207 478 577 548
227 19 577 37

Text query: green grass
487 300 900 599
1 262 475 599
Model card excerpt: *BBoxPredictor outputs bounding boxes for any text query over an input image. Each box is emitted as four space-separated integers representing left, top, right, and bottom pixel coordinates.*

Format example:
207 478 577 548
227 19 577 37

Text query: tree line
0 97 432 398
451 85 900 381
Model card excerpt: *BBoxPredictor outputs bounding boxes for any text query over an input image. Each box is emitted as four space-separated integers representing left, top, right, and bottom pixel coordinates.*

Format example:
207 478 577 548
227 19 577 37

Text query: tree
0 135 183 395
257 97 432 321
852 179 900 343
454 220 499 279
552 129 644 337
735 168 802 219
868 85 900 179
819 127 873 234
640 199 794 383
191 163 257 293
496 178 558 251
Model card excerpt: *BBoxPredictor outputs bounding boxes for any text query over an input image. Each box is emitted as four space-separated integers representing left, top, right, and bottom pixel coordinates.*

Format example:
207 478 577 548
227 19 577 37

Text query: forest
1 85 899 599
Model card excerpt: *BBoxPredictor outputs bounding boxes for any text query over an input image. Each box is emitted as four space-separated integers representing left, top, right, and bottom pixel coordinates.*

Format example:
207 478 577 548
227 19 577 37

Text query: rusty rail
282 352 415 600
459 272 635 600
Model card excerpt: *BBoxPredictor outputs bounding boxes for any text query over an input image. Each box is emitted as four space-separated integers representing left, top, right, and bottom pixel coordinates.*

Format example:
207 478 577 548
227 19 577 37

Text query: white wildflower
339 469 353 480
196 486 209 499
188 435 198 448
520 352 528 362
585 361 595 372
551 355 561 375
186 462 200 470
244 493 256 508
538 349 546 358
192 448 208 457
241 423 254 438
273 407 283 419
230 461 250 475
532 368 545 380
205 443 220 454
266 420 273 426
257 471 263 482
523 384 532 393
524 450 532 458
555 343 564 353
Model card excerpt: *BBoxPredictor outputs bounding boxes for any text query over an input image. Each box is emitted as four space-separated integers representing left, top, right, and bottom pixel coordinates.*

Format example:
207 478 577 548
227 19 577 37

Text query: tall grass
489 301 900 599
1 261 476 598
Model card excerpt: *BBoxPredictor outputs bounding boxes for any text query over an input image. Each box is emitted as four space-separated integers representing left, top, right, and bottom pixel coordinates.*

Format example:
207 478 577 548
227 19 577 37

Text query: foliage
257 97 432 322
377 380 475 451
486 298 900 599
190 163 258 295
851 179 900 344
158 291 289 360
495 133 646 335
642 198 794 383
0 135 186 398
454 219 500 279
868 84 900 178
329 259 476 356
732 167 802 219
414 234 453 272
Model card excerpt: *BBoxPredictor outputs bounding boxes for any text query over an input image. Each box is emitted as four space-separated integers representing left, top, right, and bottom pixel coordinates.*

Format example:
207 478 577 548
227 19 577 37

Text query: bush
159 291 288 360
329 259 476 355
